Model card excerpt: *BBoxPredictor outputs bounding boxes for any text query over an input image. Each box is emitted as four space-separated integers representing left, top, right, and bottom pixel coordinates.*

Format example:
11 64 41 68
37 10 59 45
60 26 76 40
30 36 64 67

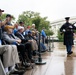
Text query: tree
17 11 40 26
57 30 64 41
45 29 54 36
17 11 53 36
32 16 51 32
0 13 15 21
0 14 6 20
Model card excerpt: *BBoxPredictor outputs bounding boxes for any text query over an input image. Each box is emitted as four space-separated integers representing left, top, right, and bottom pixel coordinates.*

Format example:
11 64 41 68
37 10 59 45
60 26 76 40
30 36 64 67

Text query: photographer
60 17 76 56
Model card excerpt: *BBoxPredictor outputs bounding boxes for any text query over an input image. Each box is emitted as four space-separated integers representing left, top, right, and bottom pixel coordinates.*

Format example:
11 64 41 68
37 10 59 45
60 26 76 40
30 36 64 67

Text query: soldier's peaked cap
65 17 70 20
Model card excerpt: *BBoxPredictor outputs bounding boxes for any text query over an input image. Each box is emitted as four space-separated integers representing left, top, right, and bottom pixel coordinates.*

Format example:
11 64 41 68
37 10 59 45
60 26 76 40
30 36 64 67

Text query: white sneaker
6 71 10 75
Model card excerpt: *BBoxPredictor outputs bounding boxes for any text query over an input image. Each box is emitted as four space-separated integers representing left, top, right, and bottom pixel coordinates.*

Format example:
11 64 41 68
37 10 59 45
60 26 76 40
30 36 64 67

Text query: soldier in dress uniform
60 17 76 55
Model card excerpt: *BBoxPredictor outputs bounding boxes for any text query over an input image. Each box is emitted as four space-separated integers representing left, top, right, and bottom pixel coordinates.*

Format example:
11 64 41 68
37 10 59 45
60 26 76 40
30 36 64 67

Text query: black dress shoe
70 51 73 54
16 66 26 70
25 65 33 70
41 50 47 53
68 51 73 55
10 69 24 75
68 51 73 54
31 59 36 63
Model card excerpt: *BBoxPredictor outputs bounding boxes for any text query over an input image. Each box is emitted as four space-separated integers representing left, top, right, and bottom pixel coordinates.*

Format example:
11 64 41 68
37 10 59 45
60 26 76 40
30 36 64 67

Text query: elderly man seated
25 31 38 52
2 26 34 64
0 45 21 75
15 26 38 55
0 32 23 75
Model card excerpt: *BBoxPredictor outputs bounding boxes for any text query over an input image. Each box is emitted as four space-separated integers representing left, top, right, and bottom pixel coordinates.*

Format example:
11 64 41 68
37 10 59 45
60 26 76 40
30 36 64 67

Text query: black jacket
60 22 76 45
15 31 28 43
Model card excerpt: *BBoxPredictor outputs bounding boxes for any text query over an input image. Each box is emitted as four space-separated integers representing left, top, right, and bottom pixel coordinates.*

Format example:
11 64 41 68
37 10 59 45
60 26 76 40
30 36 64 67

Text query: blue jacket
41 30 46 37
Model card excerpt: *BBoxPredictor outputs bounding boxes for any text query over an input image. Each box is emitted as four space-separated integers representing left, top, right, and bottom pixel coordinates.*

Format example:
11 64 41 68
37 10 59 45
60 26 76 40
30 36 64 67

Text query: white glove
63 29 66 32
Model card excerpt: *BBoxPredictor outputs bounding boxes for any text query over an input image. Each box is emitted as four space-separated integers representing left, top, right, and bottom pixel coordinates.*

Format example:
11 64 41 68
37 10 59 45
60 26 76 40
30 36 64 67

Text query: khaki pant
0 45 20 68
31 40 38 51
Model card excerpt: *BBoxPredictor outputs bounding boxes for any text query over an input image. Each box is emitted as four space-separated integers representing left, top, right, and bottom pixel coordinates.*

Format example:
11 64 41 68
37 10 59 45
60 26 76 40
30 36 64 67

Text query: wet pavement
49 42 76 75
24 42 76 75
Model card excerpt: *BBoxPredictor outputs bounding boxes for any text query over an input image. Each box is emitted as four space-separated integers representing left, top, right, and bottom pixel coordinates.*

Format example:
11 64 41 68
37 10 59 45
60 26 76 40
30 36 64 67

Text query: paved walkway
24 42 76 75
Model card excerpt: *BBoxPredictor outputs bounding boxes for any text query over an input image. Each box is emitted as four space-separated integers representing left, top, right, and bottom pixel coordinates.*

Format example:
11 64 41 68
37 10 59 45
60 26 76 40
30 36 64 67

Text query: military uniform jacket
60 22 76 45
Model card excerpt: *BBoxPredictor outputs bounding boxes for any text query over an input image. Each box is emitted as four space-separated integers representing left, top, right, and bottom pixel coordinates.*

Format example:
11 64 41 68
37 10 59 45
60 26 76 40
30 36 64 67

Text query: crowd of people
0 9 48 75
1 8 76 75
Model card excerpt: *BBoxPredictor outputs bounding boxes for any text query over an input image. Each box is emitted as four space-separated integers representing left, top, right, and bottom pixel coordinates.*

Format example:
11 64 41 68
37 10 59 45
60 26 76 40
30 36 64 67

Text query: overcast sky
0 0 76 21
